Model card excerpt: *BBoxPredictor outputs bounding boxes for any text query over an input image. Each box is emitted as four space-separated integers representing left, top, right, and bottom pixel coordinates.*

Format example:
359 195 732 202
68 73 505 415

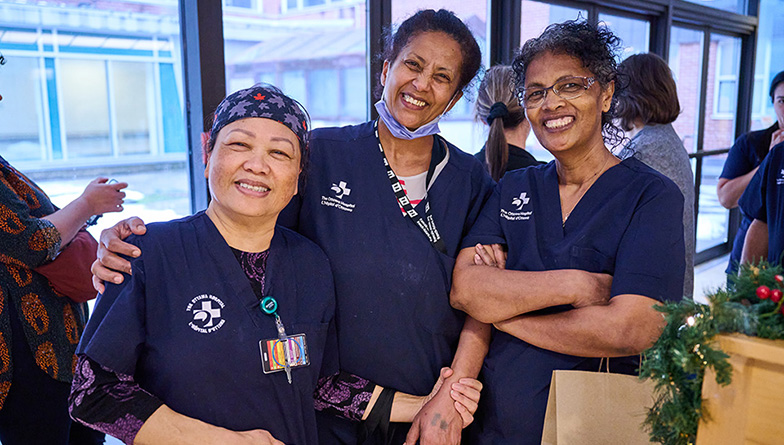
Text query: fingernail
132 250 141 257
113 276 122 283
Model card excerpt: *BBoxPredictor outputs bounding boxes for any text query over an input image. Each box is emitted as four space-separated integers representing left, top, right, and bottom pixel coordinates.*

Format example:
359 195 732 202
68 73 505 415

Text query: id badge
259 333 309 374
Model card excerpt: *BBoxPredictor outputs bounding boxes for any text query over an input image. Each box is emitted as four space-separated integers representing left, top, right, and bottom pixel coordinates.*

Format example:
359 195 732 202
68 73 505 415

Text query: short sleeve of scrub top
721 133 757 180
738 155 770 223
610 179 685 301
460 183 506 249
77 240 146 375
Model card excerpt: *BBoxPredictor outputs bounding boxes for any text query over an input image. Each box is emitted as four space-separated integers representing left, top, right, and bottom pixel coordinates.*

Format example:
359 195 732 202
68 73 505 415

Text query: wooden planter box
697 333 784 444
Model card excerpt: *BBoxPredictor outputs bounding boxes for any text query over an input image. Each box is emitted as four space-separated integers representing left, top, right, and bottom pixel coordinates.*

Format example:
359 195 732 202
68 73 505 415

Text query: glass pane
681 0 747 14
60 59 112 158
750 0 784 131
224 1 368 129
696 154 730 252
112 61 153 156
0 0 189 237
705 34 740 150
598 13 649 61
669 27 704 154
521 1 587 44
520 1 586 162
0 56 45 162
392 1 489 154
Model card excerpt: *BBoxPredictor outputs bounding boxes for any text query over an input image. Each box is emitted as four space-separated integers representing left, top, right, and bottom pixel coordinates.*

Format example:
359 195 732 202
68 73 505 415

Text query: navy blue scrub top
720 122 780 273
78 212 338 445
279 121 493 442
739 142 784 266
461 157 685 444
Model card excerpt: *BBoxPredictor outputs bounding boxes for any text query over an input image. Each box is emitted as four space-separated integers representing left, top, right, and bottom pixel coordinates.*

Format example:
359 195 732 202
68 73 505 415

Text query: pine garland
640 261 784 444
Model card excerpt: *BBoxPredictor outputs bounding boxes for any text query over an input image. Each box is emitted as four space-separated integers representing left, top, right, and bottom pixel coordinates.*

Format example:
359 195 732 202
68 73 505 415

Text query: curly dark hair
375 9 482 100
512 20 625 148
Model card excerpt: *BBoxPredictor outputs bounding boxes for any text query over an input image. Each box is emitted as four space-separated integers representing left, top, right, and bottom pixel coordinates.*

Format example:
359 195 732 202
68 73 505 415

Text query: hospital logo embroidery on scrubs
777 169 784 185
501 191 534 221
186 294 226 334
512 192 530 210
321 180 355 213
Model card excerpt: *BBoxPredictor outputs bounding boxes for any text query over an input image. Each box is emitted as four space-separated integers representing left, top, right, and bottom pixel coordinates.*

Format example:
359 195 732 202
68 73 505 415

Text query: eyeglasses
519 76 596 109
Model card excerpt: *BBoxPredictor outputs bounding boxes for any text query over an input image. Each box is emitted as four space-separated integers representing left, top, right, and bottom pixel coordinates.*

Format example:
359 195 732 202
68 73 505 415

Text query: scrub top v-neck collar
543 160 621 239
200 214 299 328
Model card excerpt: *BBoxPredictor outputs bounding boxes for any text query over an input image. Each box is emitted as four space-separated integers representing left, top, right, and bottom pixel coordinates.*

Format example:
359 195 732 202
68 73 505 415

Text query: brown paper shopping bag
541 368 656 445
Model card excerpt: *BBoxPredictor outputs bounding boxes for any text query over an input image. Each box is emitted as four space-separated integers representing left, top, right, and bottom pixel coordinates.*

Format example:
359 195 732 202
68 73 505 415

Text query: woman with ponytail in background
474 65 542 181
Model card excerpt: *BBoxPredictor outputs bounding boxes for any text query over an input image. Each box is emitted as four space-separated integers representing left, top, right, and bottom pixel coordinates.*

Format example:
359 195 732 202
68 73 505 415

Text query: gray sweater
618 123 695 299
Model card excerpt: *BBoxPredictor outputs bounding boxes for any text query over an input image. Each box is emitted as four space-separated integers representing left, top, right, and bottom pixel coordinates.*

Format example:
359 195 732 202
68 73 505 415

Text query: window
225 0 258 9
224 2 368 129
521 1 588 44
0 55 45 162
60 59 113 159
0 1 190 237
670 27 705 154
713 36 741 117
282 0 345 12
682 0 747 14
598 13 649 61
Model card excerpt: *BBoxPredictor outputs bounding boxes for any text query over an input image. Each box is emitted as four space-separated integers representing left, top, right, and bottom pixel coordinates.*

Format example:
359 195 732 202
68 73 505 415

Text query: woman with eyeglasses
450 21 686 444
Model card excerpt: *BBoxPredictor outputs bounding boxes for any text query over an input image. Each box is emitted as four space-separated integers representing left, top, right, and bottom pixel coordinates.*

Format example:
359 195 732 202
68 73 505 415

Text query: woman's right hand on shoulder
233 429 285 445
92 216 147 293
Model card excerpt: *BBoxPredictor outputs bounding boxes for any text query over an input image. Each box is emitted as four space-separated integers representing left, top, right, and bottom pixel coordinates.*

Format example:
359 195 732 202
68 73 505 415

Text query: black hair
376 9 482 100
474 66 527 181
770 70 784 101
512 20 625 148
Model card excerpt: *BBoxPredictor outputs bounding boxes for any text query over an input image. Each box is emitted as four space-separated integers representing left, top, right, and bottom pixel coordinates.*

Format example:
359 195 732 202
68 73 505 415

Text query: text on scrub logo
186 294 226 334
331 181 351 199
512 192 530 210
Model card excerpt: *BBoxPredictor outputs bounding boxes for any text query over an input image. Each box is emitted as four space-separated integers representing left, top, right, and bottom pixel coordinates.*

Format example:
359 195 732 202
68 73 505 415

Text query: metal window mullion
691 27 710 255
651 1 672 60
35 31 52 162
179 0 226 213
150 61 162 156
367 0 390 121
106 60 120 158
53 54 69 161
489 0 521 66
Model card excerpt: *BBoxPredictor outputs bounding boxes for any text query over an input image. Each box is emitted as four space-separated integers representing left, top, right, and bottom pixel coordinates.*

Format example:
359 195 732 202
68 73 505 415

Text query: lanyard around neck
374 120 447 255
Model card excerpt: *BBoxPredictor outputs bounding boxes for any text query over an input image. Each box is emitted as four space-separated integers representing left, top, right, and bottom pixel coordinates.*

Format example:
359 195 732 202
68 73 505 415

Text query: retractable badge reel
260 297 293 384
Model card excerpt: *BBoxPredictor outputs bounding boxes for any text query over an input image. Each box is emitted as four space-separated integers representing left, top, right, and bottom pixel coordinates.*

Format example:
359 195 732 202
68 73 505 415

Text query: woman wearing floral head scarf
69 84 479 445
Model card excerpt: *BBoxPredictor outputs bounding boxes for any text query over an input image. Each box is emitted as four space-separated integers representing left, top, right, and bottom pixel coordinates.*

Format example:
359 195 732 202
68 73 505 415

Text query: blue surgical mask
374 95 456 140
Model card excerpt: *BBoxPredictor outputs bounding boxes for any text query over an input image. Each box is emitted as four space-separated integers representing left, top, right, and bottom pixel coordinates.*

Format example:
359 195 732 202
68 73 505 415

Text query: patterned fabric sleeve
0 161 62 267
313 371 376 421
69 354 163 445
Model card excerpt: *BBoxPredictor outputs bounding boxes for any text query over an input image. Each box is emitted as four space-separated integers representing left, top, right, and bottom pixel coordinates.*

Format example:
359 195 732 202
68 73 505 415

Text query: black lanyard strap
374 120 447 255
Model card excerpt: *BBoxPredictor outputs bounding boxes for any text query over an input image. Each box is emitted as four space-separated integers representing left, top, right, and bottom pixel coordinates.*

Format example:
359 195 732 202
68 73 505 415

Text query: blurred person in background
615 52 695 299
717 70 784 275
0 51 126 444
474 65 542 182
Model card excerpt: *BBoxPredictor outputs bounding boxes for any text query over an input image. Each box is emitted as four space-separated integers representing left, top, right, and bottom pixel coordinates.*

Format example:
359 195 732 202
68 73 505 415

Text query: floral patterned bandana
210 83 309 148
